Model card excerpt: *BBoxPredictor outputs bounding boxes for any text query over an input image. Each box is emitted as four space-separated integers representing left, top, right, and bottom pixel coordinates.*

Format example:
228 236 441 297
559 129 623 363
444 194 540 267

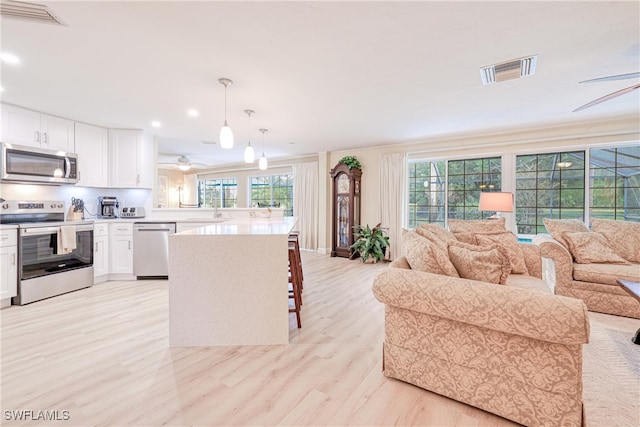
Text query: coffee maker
97 196 119 219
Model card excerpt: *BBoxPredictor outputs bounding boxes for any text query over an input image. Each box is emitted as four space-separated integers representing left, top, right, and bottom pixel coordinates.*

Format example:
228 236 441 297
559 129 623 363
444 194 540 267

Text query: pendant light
258 128 268 170
243 110 255 163
218 78 234 149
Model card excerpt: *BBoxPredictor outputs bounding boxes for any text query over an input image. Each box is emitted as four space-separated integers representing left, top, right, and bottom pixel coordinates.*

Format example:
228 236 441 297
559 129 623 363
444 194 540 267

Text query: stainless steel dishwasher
133 222 176 279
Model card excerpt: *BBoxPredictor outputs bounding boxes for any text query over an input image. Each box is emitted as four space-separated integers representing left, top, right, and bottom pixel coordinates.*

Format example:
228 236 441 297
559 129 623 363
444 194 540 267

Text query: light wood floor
1 252 634 426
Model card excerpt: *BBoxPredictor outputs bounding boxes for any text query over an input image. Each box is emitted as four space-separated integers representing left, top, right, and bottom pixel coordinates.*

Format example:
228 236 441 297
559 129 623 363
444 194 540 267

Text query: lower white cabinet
93 223 109 283
109 223 134 277
0 229 18 307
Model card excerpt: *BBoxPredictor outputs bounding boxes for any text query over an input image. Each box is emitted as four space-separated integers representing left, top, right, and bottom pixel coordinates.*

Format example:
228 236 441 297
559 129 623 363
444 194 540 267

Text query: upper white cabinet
75 122 109 187
109 129 153 189
1 104 74 152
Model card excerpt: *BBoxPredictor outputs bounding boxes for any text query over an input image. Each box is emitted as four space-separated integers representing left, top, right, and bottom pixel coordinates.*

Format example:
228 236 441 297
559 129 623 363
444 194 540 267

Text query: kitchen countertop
176 217 297 235
0 224 19 230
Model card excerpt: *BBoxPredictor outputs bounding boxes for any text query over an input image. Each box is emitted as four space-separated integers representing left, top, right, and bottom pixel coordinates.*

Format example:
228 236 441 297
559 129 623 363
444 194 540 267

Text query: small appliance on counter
97 196 119 219
120 207 145 218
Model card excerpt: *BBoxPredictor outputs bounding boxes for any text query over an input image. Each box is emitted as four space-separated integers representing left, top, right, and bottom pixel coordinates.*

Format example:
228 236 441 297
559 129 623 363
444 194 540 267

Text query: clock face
337 175 350 193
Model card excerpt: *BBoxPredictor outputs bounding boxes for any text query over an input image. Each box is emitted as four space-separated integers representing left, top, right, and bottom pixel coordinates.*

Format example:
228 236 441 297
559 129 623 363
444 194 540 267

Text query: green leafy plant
349 223 390 263
339 155 362 170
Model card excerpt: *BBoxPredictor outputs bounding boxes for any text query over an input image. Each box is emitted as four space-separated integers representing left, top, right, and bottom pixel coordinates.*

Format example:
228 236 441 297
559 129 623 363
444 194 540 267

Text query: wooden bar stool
288 244 302 328
288 233 304 287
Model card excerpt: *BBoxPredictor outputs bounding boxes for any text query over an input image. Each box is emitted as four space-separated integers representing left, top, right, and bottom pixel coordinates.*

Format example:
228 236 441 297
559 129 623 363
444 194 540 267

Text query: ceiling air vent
0 0 65 26
480 55 537 85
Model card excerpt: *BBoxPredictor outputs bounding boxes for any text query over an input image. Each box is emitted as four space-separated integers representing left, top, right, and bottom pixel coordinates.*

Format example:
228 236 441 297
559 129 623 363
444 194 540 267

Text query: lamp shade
258 154 268 170
244 143 255 163
479 192 514 212
219 122 234 149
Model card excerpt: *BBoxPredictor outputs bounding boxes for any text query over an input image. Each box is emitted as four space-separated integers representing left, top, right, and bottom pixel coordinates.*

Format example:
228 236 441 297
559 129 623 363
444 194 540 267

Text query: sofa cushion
505 274 551 294
591 218 640 263
562 231 630 265
543 218 588 251
415 227 449 252
448 217 506 233
448 241 510 285
476 231 529 274
573 262 640 286
403 230 459 277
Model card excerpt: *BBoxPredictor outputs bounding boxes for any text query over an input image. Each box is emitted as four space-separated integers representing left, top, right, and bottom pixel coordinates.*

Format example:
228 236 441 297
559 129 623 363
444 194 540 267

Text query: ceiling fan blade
579 72 640 84
573 83 640 112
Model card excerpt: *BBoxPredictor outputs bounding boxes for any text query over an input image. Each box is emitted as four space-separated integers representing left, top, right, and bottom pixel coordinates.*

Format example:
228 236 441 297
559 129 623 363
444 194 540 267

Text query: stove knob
1 203 8 209
51 203 56 208
57 203 64 208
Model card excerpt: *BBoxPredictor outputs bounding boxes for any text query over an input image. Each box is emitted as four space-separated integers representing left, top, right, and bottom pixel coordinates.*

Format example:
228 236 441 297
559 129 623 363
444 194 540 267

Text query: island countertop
176 217 297 236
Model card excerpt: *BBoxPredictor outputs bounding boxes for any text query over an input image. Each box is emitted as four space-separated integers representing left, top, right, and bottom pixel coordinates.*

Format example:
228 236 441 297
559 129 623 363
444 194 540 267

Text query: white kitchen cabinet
0 229 18 307
109 223 134 277
75 122 109 187
93 223 109 283
109 129 153 189
1 104 74 152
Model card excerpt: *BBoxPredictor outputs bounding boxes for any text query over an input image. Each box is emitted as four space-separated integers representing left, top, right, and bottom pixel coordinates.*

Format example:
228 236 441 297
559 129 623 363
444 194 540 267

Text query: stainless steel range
0 200 94 305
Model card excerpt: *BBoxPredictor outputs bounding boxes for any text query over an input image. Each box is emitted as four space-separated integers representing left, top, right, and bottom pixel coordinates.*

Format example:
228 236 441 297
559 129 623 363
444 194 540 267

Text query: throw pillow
418 224 458 245
447 217 506 234
451 232 478 245
591 218 640 263
402 230 460 277
561 231 631 265
415 227 448 252
542 218 589 250
475 231 529 274
447 241 511 285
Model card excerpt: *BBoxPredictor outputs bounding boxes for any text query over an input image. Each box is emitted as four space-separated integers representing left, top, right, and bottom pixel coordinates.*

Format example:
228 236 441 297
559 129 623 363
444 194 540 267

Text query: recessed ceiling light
1 52 20 64
188 109 199 117
151 120 162 127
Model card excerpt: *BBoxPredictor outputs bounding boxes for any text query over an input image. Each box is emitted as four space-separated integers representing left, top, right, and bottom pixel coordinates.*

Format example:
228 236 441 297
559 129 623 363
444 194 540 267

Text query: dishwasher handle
133 222 176 232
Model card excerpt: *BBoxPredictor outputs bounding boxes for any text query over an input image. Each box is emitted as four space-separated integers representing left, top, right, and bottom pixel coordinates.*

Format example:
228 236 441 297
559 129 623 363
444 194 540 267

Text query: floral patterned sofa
538 218 640 319
372 221 590 427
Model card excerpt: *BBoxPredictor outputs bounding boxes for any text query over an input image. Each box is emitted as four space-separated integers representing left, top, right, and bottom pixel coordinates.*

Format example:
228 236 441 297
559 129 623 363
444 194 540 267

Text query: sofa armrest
372 267 589 345
519 242 542 279
538 239 574 288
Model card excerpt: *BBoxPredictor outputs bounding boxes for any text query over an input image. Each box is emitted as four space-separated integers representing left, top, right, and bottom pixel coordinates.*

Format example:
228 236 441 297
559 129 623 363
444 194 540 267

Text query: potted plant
339 155 362 170
349 223 390 263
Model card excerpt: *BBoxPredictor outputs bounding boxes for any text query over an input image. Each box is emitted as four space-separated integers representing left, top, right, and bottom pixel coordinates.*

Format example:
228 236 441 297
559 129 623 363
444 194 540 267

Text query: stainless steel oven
0 200 94 305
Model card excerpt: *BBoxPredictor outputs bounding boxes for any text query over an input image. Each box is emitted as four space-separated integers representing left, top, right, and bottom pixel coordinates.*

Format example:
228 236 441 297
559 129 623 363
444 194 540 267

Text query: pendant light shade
218 78 234 149
258 128 268 170
243 109 255 163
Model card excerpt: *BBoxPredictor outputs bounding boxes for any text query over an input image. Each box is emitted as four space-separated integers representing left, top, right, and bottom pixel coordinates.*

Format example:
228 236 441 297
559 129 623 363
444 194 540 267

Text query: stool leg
288 248 301 328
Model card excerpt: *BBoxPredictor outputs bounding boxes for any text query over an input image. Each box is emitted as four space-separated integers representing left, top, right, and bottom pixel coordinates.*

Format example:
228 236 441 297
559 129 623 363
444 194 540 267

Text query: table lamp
479 192 514 219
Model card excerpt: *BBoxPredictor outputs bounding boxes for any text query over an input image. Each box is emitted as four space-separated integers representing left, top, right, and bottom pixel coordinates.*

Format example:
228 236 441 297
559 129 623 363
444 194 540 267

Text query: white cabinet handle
136 174 140 185
128 241 131 250
95 242 98 252
0 235 8 242
11 253 16 265
35 131 40 142
43 132 48 144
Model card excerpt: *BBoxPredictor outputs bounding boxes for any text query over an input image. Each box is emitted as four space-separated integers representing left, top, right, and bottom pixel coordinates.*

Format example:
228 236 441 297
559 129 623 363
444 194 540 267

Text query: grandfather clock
330 163 362 258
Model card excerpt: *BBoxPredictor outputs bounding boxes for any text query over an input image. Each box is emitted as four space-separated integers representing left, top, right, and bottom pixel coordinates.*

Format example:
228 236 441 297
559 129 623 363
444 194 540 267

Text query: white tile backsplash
0 183 152 219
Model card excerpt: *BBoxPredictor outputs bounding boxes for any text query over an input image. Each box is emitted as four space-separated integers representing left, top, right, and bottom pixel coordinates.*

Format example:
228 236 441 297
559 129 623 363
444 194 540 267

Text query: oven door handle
21 225 94 235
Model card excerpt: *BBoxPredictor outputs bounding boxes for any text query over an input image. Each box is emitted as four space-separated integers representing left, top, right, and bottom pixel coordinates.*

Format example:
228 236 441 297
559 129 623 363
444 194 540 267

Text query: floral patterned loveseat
372 222 590 427
538 218 640 319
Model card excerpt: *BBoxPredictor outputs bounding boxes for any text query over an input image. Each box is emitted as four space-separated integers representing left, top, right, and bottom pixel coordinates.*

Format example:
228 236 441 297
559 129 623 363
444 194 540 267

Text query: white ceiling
1 1 639 168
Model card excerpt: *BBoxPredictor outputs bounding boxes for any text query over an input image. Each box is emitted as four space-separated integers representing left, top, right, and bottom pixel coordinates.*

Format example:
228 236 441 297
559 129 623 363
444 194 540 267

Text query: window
447 157 501 220
198 178 238 208
407 156 501 227
408 160 446 227
590 145 640 221
515 151 585 234
250 174 293 216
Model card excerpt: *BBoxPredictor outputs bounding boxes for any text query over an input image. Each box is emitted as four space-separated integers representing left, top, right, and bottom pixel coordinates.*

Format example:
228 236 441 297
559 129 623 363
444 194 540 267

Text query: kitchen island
168 217 297 346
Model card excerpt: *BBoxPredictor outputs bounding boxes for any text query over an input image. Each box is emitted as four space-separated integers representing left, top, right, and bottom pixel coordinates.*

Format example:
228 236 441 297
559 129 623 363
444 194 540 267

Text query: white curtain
379 152 407 260
293 162 319 250
183 173 198 205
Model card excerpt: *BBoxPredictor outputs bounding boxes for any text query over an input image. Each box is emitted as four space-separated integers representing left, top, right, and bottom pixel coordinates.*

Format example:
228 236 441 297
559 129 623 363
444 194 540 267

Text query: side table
616 279 640 345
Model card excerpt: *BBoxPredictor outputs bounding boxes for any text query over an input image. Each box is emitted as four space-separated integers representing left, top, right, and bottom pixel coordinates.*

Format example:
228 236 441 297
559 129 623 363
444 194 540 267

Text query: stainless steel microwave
1 142 78 184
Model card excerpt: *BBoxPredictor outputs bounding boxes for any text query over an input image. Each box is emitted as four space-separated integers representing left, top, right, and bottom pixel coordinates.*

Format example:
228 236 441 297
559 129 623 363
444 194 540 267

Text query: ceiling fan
158 155 207 171
573 72 640 112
